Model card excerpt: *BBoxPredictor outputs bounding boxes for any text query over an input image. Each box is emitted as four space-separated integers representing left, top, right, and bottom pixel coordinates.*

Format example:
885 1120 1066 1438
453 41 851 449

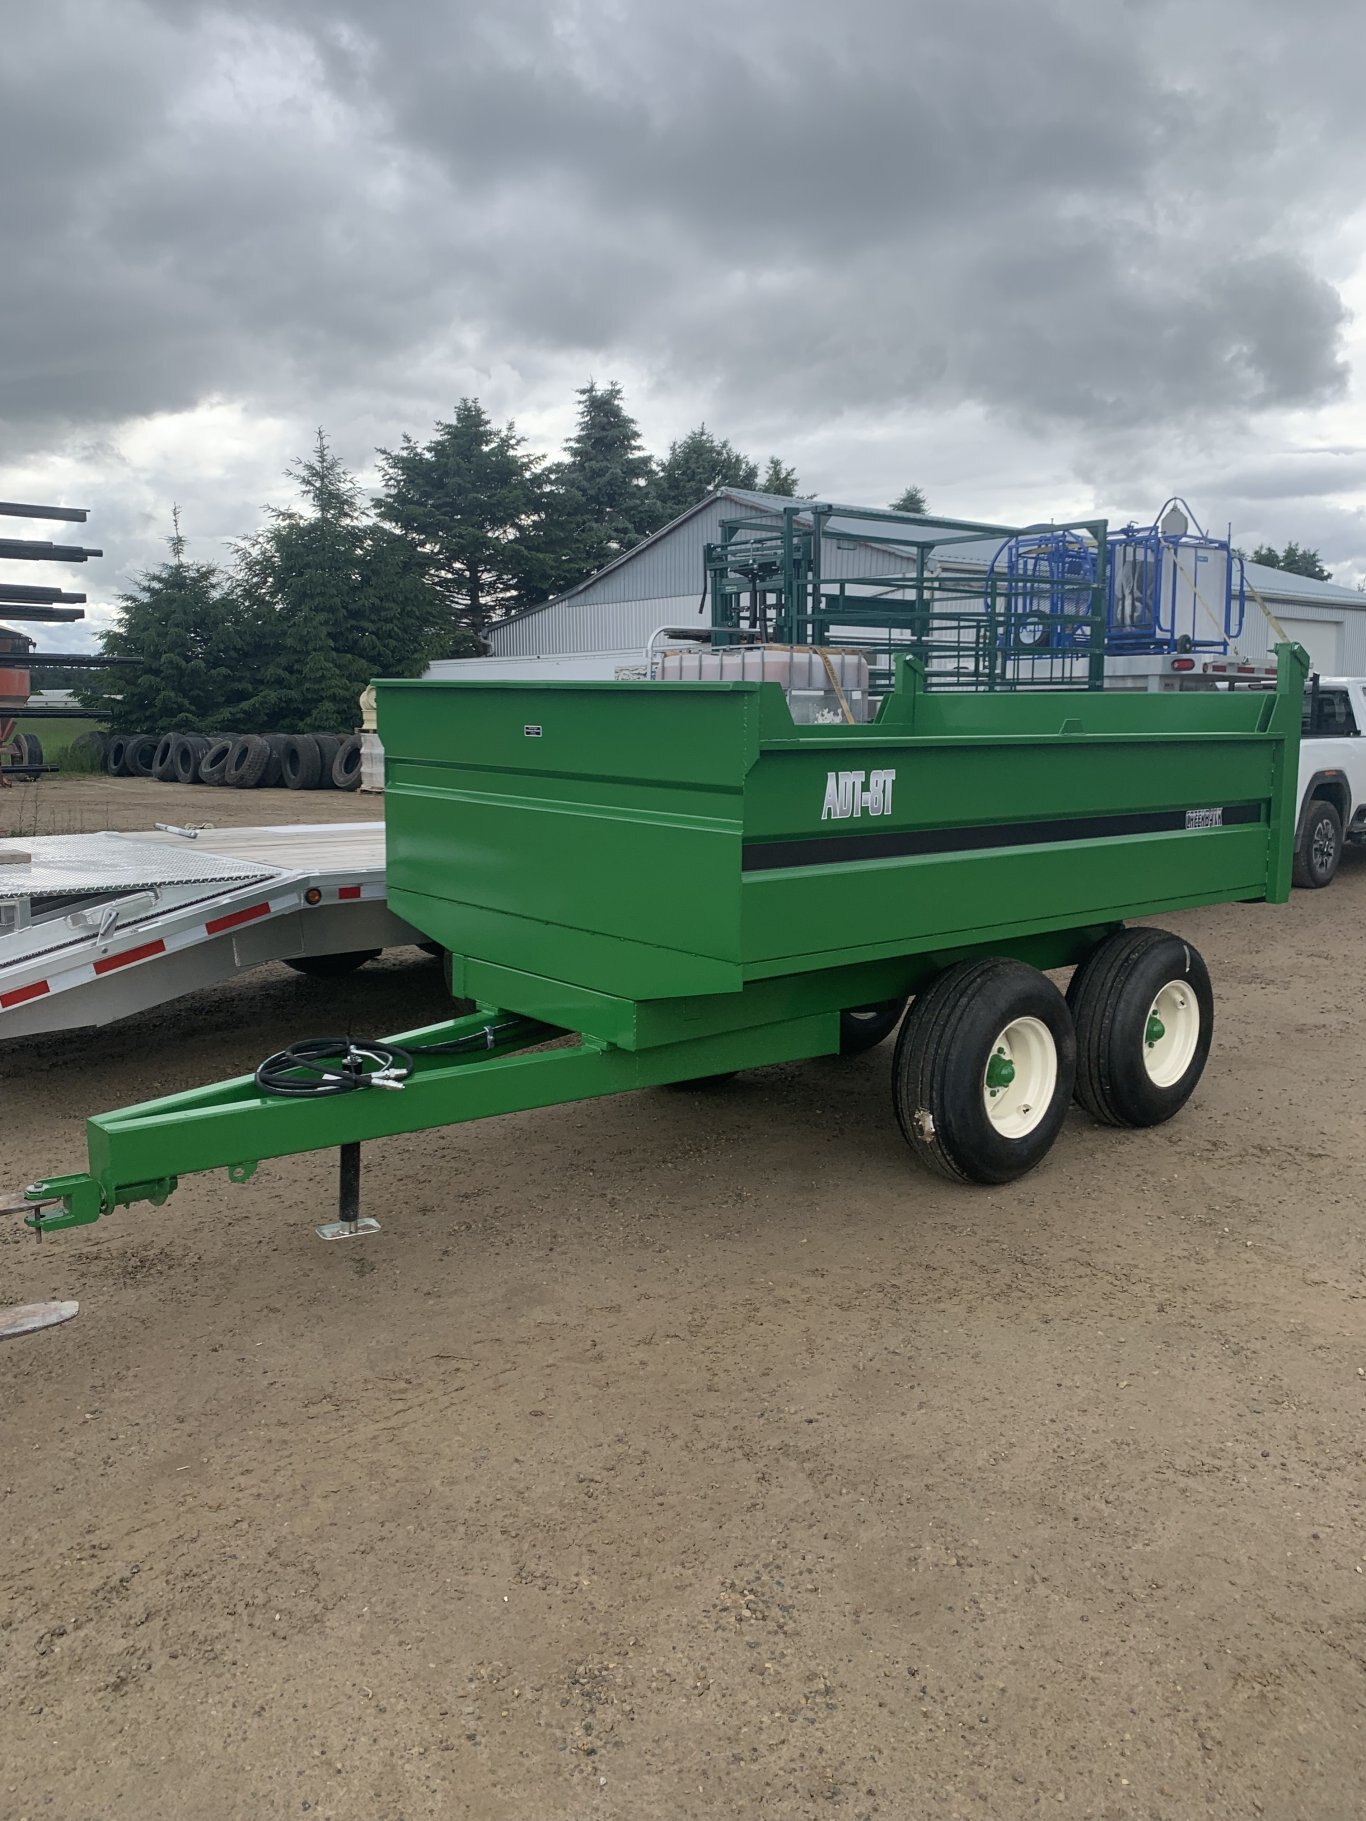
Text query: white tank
653 644 872 723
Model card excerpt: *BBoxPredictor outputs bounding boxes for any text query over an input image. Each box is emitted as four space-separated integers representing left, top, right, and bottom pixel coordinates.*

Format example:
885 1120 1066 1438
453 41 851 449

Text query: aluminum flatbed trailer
0 823 421 1040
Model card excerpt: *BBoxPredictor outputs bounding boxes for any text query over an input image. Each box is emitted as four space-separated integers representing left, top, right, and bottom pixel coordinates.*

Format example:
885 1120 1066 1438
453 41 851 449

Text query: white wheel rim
1143 980 1200 1087
983 1016 1057 1138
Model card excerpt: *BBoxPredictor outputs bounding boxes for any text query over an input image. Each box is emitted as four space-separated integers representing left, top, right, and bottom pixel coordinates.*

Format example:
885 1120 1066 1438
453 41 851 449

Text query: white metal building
426 488 1366 680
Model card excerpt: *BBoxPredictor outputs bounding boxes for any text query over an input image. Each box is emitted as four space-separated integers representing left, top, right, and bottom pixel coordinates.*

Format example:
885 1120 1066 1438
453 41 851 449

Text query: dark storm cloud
0 0 1357 450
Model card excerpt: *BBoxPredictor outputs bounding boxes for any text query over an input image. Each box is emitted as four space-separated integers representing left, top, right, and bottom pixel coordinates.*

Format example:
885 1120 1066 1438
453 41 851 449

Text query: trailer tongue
15 641 1305 1238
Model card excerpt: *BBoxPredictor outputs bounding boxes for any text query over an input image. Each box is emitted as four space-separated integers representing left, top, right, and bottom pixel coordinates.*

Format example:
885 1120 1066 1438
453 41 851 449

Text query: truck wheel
312 734 342 785
198 736 235 785
262 734 289 788
224 734 271 788
282 734 323 790
1067 927 1212 1128
1293 797 1343 889
332 735 363 790
284 950 381 977
172 734 209 784
839 997 908 1055
125 733 159 777
892 958 1075 1184
68 729 108 770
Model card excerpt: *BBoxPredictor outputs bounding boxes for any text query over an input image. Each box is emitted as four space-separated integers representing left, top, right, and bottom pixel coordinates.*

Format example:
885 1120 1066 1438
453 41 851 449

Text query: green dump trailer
15 645 1305 1237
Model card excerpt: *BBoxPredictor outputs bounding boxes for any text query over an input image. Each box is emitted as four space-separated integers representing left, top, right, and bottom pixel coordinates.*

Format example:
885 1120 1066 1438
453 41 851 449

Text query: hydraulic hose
254 1018 558 1099
254 1039 413 1098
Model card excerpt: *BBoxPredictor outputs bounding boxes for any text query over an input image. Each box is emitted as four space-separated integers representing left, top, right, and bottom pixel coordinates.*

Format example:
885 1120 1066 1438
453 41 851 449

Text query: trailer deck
0 822 418 1038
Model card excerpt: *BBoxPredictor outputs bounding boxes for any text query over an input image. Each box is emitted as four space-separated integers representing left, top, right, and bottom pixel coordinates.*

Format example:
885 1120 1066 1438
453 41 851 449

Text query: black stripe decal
741 802 1262 873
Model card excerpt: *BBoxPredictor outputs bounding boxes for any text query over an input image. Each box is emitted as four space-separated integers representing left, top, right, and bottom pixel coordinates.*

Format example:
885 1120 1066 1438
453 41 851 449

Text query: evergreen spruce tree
544 380 657 592
890 485 928 514
77 508 245 732
376 400 546 644
236 431 442 733
651 425 759 524
760 456 800 497
1249 540 1331 581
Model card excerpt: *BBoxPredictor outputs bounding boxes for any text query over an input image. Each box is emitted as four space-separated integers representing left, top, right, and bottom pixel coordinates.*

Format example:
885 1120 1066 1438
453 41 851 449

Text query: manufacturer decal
523 724 543 738
821 767 896 821
1184 807 1222 829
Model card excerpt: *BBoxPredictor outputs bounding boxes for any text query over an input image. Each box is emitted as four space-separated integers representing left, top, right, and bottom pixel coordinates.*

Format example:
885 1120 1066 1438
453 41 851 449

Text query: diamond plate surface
0 832 279 900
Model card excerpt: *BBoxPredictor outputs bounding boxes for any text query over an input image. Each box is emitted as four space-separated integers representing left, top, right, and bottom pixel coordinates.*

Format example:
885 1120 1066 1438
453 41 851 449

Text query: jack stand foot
315 1216 382 1241
317 1140 377 1239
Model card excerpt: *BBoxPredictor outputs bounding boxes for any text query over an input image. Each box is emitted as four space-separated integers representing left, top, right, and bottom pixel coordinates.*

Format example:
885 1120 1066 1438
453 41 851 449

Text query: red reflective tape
1 979 49 1009
93 939 166 975
205 900 271 935
338 885 362 900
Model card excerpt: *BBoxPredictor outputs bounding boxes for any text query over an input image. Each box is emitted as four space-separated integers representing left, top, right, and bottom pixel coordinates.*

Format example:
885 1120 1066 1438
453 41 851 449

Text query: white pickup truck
1293 677 1366 888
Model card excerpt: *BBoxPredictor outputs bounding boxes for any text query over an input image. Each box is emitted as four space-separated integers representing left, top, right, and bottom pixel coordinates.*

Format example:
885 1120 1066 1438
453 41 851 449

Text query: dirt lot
0 771 383 839
2 778 1364 1821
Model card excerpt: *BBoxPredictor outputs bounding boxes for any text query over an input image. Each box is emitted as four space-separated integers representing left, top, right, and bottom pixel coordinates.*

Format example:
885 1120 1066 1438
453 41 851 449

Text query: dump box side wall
376 649 1303 1018
739 722 1284 972
379 681 759 999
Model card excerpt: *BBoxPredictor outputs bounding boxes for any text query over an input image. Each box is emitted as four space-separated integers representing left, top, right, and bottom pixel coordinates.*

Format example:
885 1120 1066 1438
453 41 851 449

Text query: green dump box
17 648 1305 1236
381 655 1299 1040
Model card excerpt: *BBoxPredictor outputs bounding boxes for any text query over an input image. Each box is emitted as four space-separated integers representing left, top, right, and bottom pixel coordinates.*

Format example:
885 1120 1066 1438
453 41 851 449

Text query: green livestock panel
377 647 1304 1042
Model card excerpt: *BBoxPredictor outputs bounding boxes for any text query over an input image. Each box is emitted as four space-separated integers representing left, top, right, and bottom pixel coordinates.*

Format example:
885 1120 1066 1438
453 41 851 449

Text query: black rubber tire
892 957 1076 1185
125 733 158 777
332 735 363 790
839 997 908 1055
282 734 323 790
283 950 381 977
312 734 341 786
152 734 179 781
1292 797 1343 889
172 733 210 785
224 733 271 789
106 732 132 775
15 731 43 766
198 736 236 785
1067 927 1213 1129
68 729 108 768
262 734 289 789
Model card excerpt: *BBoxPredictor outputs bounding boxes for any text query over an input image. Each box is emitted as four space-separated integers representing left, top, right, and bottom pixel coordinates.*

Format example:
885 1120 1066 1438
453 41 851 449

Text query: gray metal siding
560 497 735 607
490 593 706 657
489 504 917 654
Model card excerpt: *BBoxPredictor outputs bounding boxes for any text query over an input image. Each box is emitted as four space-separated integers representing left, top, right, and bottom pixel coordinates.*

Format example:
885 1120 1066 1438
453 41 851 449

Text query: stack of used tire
92 731 364 790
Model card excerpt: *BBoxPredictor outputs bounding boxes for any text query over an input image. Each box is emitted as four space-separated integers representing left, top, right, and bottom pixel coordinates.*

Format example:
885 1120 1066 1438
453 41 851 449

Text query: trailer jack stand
316 1142 380 1241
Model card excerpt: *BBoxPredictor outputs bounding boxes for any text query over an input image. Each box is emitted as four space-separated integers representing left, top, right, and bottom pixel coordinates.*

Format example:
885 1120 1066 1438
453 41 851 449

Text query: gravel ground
2 778 1364 1821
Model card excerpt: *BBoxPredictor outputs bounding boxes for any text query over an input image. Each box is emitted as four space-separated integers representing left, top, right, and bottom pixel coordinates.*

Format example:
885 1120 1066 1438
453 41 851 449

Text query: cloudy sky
4 0 1366 644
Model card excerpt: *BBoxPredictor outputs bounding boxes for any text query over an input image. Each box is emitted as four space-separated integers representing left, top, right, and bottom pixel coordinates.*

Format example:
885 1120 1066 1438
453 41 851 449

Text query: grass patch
11 716 107 769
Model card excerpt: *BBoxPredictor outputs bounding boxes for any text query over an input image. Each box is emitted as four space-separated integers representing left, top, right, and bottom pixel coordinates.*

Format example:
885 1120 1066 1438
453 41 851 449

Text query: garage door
1277 617 1343 675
